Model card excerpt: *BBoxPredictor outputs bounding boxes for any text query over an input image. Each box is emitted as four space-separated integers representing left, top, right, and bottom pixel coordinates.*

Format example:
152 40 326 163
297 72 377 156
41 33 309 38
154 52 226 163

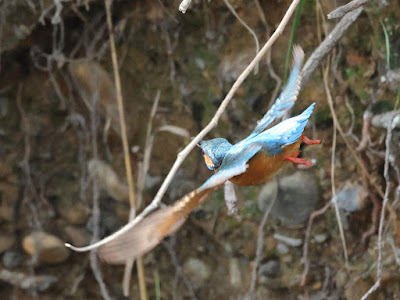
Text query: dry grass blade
323 63 349 269
104 0 144 297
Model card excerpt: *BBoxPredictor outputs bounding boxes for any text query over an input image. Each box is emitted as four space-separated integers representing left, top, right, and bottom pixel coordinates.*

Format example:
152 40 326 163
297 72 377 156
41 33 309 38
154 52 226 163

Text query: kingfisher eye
203 154 215 170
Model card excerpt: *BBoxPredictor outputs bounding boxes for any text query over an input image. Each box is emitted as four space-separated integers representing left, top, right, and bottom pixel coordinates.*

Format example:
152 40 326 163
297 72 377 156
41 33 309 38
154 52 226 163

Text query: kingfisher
96 45 320 263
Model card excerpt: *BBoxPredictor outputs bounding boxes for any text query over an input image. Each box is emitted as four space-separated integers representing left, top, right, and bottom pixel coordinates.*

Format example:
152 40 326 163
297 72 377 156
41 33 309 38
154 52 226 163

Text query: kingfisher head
198 138 233 171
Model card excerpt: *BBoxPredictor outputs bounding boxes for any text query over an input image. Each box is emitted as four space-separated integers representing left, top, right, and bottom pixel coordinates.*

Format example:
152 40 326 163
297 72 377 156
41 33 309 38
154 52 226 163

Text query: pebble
273 233 303 247
64 226 89 247
59 203 90 225
258 171 320 225
277 242 289 254
22 232 70 264
258 260 280 278
183 257 211 286
314 233 328 244
2 250 22 268
331 184 368 212
229 258 241 286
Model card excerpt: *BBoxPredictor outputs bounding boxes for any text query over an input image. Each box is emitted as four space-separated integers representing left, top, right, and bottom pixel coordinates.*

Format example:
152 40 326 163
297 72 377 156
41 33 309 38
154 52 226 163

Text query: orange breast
229 140 301 186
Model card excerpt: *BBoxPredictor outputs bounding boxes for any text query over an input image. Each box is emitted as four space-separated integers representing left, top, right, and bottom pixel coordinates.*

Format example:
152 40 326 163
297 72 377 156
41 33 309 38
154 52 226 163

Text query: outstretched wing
254 103 315 156
199 144 262 191
247 45 304 139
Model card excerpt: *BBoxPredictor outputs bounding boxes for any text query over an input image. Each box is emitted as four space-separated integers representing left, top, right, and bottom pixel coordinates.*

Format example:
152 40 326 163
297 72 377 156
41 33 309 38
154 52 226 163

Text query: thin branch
328 0 371 20
301 201 331 286
224 0 260 74
88 75 111 300
301 7 364 88
323 64 348 269
65 0 301 252
253 0 282 105
361 114 398 300
247 181 277 296
163 238 197 299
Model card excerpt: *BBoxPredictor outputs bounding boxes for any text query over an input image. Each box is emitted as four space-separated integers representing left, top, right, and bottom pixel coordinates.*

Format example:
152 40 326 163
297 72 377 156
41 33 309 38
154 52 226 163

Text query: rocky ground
0 0 400 299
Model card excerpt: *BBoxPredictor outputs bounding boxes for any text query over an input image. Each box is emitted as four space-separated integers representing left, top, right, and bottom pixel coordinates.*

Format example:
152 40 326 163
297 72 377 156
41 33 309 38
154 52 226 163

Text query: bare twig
328 0 371 20
88 76 111 300
16 83 42 230
163 238 197 299
123 90 160 296
65 0 301 252
361 114 398 300
253 0 282 104
323 64 349 269
224 0 260 74
104 0 145 298
301 201 331 286
357 109 373 151
301 7 364 88
248 178 278 295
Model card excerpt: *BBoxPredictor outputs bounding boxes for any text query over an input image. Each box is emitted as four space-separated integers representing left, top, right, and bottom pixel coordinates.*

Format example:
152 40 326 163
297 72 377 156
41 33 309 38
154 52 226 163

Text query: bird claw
301 135 321 145
285 152 314 166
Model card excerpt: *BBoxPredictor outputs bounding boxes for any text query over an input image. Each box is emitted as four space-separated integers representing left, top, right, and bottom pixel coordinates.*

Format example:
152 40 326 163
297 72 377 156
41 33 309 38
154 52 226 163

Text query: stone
64 226 89 248
88 159 129 203
277 243 289 255
59 203 90 225
371 110 400 129
22 232 70 264
183 257 211 287
258 260 280 278
314 233 328 244
258 171 320 225
228 257 251 289
273 233 303 247
2 250 22 268
331 184 369 212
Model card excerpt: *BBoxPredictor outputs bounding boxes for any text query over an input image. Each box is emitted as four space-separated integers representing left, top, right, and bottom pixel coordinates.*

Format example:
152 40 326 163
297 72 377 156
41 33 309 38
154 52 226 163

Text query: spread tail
98 187 218 264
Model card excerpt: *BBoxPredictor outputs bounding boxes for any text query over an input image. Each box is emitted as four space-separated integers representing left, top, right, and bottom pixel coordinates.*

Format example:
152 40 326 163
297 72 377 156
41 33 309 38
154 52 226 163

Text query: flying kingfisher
97 45 320 263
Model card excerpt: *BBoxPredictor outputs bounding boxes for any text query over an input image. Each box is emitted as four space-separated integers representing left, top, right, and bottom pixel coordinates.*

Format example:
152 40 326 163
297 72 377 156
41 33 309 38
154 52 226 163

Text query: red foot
285 152 313 166
301 135 321 145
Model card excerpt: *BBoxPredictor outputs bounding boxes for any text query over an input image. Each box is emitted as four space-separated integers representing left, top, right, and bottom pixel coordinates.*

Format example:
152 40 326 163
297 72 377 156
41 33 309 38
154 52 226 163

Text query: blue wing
247 45 304 140
198 144 262 191
254 103 315 156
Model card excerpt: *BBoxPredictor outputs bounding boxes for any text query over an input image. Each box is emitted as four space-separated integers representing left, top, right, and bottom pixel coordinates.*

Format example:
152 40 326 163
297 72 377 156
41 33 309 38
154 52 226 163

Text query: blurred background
0 0 399 299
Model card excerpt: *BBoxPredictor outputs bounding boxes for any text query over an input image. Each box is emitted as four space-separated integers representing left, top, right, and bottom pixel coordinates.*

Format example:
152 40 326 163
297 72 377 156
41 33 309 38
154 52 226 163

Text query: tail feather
98 187 217 264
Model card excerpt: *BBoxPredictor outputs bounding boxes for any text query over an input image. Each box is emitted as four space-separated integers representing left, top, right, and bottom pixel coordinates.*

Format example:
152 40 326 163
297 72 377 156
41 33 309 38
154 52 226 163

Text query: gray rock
2 250 22 268
258 171 320 225
273 233 302 247
313 233 328 244
331 184 368 212
258 260 280 278
371 110 400 129
183 257 211 287
277 243 289 254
